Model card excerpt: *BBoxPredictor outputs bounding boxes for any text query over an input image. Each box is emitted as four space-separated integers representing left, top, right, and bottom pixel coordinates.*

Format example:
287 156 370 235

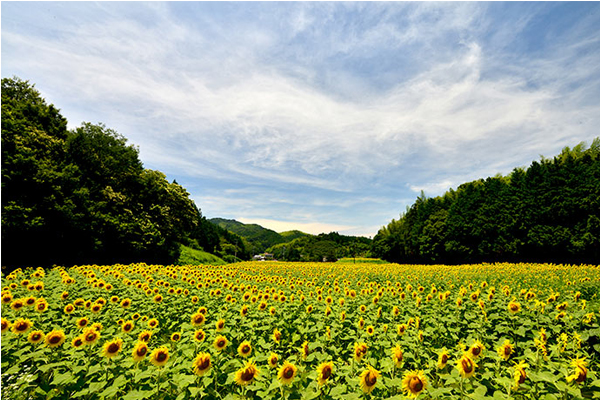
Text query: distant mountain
208 218 310 254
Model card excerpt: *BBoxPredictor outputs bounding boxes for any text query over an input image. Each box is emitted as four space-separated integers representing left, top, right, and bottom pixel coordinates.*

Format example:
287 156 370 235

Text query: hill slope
209 218 309 253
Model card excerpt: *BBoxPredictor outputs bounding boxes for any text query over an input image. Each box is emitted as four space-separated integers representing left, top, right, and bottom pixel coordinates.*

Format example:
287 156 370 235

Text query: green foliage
1 77 227 268
176 244 227 266
209 218 309 254
372 140 600 264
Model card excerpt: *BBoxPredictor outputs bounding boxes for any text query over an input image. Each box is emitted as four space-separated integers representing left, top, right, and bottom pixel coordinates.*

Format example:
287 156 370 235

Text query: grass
176 244 227 266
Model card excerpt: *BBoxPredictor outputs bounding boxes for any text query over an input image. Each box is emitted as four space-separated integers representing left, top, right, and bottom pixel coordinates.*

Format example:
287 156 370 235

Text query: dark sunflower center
108 343 119 353
504 347 511 356
410 377 423 392
576 367 587 383
74 338 83 346
242 345 250 353
366 372 377 386
241 369 255 381
217 340 225 347
49 335 61 344
124 324 132 331
86 333 97 341
462 359 473 373
284 367 294 379
472 347 481 356
199 358 210 370
32 333 41 341
137 347 148 356
322 366 332 380
16 323 28 331
517 369 526 384
442 354 448 363
156 352 167 362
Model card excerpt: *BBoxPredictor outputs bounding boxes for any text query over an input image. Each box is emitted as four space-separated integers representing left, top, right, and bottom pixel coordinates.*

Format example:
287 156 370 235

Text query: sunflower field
1 262 599 400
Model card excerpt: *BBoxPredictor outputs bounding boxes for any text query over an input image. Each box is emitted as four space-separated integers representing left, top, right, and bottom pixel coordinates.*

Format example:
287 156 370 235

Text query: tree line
371 139 600 264
1 77 247 270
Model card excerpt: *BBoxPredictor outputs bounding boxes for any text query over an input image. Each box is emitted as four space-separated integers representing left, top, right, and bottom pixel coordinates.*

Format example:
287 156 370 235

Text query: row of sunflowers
1 261 599 399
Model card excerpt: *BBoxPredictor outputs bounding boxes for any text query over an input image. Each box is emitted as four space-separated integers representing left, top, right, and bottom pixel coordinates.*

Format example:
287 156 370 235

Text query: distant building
252 253 274 261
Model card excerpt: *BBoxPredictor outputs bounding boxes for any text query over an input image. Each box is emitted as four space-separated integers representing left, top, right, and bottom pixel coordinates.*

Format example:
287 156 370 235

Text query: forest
371 139 600 264
1 77 249 270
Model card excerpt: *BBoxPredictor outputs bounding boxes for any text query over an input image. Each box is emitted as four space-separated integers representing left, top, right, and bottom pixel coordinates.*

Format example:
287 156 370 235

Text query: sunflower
171 332 182 342
234 360 260 386
508 300 521 314
193 352 212 376
213 335 228 351
497 340 514 361
456 354 477 378
120 298 132 308
90 303 102 313
102 338 123 358
149 347 170 367
237 341 252 358
1 318 11 334
273 328 282 344
340 311 346 321
138 330 152 342
76 317 89 329
27 330 45 345
191 312 205 327
468 340 485 359
82 327 101 345
11 318 33 335
1 292 13 304
359 365 380 394
110 296 119 303
269 306 276 315
316 361 334 386
64 304 75 314
401 370 428 398
153 294 163 303
10 298 25 312
147 318 159 329
132 313 141 320
300 341 309 359
277 361 297 386
366 325 375 336
354 342 368 362
513 360 528 388
567 357 587 384
71 336 84 349
391 345 404 367
45 330 66 348
25 296 36 307
122 320 135 333
397 324 407 336
268 353 279 368
437 348 450 369
194 329 206 343
132 341 149 362
216 319 225 332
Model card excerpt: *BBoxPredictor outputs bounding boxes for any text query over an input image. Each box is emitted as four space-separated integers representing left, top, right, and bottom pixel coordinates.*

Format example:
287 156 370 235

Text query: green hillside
176 244 227 266
209 218 307 253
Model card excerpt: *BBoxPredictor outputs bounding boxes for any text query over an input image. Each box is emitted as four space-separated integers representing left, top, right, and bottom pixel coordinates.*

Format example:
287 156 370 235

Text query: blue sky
2 2 600 236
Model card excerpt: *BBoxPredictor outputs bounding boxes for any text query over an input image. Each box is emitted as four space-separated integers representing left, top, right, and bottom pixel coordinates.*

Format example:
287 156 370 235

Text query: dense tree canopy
372 140 600 264
1 77 241 269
